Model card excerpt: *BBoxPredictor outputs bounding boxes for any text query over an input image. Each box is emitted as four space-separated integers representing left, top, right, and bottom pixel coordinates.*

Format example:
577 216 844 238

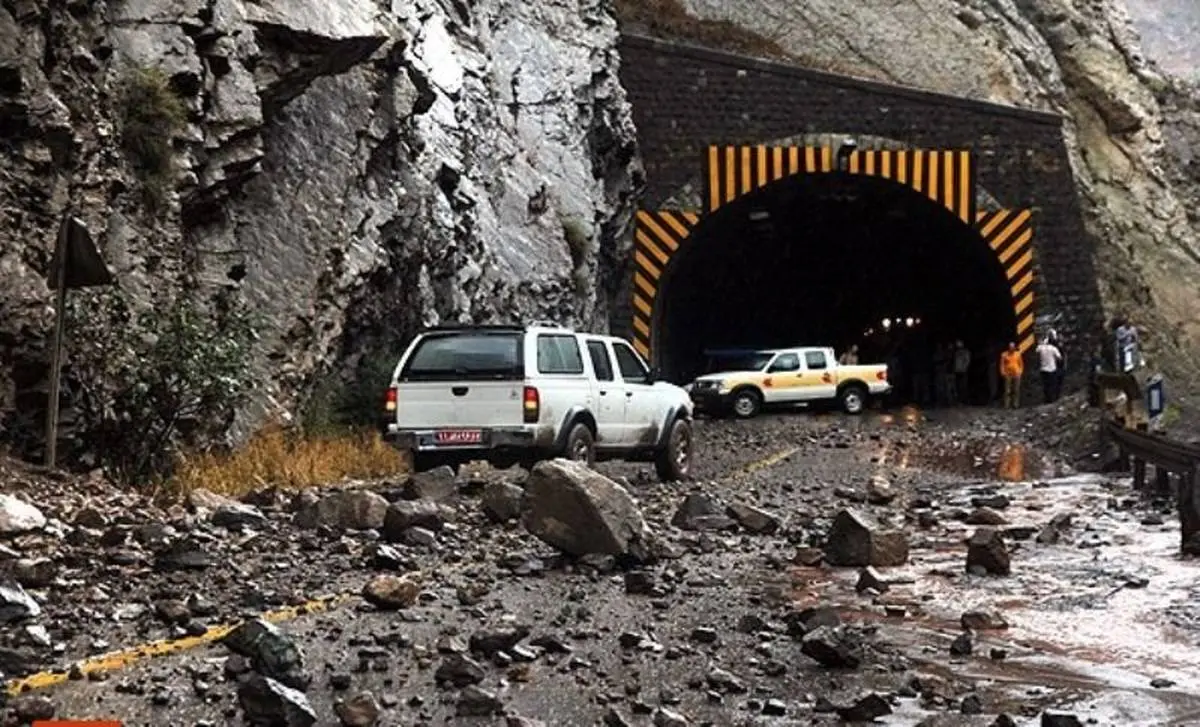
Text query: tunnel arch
630 145 1036 388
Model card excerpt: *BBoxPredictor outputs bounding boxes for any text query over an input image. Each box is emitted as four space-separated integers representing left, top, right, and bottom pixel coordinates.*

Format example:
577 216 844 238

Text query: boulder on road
361 575 420 610
237 673 317 727
188 488 266 527
726 502 781 534
0 494 46 535
481 481 524 523
381 500 452 540
223 618 309 690
294 489 389 531
671 492 733 531
823 509 910 567
0 581 42 623
521 459 654 562
401 466 458 501
966 527 1011 575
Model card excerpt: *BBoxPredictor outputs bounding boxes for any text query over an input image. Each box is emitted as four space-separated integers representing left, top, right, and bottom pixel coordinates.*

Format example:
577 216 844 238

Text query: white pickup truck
688 346 891 417
382 325 696 482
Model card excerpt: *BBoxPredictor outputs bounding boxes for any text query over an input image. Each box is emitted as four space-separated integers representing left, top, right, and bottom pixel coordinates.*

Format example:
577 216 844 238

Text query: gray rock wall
0 0 641 443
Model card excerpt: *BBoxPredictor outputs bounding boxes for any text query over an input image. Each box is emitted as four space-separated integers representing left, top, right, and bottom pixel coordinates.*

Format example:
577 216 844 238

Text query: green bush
117 66 188 211
300 348 398 436
65 289 258 484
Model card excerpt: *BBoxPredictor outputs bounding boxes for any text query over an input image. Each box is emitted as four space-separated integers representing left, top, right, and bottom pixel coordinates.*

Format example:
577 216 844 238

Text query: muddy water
800 447 1200 725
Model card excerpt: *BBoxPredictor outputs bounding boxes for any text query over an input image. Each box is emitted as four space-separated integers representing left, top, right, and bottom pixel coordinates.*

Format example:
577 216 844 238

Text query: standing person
952 340 971 405
1048 330 1067 401
1000 342 1024 409
839 344 860 365
1037 336 1063 403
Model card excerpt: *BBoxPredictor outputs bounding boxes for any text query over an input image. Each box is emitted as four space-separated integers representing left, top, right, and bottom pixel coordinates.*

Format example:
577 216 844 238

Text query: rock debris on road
2 404 1199 726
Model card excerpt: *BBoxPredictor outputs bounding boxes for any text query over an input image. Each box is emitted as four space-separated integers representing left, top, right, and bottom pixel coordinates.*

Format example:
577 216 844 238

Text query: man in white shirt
1036 337 1063 403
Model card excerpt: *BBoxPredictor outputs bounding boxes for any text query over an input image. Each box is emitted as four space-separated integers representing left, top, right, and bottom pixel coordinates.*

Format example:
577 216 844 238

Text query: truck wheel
731 388 762 419
840 384 868 415
563 423 596 467
654 417 693 482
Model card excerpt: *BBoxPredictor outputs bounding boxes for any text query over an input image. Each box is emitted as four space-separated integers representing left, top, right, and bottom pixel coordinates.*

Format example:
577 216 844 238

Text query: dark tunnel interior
656 172 1017 402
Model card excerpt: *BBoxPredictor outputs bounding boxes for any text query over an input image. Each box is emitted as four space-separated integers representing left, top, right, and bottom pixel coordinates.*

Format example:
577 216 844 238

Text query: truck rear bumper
385 425 538 453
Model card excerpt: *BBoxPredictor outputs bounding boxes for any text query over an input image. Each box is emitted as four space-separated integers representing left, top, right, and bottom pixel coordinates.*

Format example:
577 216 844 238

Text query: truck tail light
877 370 888 381
384 386 398 413
523 386 539 423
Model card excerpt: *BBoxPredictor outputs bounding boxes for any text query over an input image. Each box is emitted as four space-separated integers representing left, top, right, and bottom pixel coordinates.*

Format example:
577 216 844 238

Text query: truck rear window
399 331 523 381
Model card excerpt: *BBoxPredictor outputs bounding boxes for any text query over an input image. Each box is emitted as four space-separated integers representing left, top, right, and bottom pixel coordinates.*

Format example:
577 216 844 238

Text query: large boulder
966 527 1011 575
294 490 389 531
521 459 654 561
823 509 910 567
0 494 45 535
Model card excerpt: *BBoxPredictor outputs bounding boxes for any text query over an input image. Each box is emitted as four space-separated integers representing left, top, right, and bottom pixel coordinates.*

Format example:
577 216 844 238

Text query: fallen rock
966 528 1011 576
652 707 689 727
222 618 309 690
361 575 419 610
189 488 266 527
0 494 45 535
866 474 896 505
154 540 214 571
961 610 1009 630
800 626 862 668
855 566 890 593
726 502 781 534
382 500 452 539
837 693 892 722
824 509 909 567
1040 712 1083 727
470 626 530 656
671 492 733 531
403 466 458 501
457 685 502 716
237 673 317 727
435 653 486 687
7 694 55 722
0 581 42 623
481 481 525 523
13 558 56 588
335 691 381 727
965 507 1008 525
792 547 824 566
521 459 654 561
1036 513 1074 544
295 490 389 531
950 631 973 656
971 494 1011 509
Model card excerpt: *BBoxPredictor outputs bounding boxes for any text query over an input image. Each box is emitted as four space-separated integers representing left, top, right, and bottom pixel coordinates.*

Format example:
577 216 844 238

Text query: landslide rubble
2 411 1173 725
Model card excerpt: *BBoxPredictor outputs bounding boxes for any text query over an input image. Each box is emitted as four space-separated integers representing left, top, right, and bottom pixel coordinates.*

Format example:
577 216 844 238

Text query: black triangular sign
49 216 114 290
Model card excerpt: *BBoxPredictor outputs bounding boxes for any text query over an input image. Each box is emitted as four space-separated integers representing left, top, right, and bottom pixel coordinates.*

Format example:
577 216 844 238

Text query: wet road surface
6 407 1200 726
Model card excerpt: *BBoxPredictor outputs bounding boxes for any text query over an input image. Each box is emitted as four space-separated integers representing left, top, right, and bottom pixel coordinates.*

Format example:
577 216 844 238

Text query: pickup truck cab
688 346 890 418
382 325 695 482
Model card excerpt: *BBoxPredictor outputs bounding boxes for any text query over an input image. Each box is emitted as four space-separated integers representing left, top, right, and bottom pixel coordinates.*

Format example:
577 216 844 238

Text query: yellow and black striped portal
976 208 1036 354
631 209 699 359
704 145 976 225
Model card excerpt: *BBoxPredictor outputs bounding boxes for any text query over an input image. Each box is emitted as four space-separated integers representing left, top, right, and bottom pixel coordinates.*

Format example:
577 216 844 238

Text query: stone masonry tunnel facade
614 34 1105 384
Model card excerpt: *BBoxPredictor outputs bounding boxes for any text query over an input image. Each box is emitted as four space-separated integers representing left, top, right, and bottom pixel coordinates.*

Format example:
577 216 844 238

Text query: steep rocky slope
0 0 641 448
659 0 1200 396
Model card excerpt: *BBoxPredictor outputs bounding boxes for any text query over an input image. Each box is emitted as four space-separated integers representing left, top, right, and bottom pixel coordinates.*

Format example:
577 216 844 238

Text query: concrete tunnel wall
612 33 1106 382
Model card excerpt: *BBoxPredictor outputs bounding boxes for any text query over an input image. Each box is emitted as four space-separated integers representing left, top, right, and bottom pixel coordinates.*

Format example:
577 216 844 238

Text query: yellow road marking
7 447 805 696
5 593 355 696
737 446 801 475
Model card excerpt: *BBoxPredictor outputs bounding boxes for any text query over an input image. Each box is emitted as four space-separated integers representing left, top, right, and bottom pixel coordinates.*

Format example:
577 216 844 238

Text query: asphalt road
7 408 1200 727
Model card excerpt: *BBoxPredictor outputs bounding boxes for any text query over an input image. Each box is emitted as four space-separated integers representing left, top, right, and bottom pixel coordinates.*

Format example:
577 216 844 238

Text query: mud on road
2 404 1199 726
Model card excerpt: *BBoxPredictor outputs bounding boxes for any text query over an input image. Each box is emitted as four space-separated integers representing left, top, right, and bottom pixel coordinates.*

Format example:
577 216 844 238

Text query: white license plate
434 429 483 445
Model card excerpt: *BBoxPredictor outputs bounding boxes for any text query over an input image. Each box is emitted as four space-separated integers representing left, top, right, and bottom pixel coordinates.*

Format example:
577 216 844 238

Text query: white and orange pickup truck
687 346 891 418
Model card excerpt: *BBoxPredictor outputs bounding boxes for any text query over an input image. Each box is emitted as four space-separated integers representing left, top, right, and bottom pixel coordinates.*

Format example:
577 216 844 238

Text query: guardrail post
1181 467 1200 556
1133 457 1146 491
1155 466 1172 498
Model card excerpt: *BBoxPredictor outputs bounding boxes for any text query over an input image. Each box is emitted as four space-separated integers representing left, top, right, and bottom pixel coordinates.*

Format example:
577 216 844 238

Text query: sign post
43 214 114 468
1146 374 1166 432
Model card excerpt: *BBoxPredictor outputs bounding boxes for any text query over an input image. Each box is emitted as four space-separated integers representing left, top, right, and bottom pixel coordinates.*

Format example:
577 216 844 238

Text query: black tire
730 387 762 419
563 422 596 466
839 384 869 415
654 417 693 482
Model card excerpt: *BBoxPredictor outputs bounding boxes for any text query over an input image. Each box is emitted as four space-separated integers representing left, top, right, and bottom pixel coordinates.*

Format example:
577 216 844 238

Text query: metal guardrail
1103 418 1200 555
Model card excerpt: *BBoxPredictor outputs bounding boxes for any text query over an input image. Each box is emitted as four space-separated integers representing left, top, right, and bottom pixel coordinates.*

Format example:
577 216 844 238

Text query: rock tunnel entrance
646 171 1021 405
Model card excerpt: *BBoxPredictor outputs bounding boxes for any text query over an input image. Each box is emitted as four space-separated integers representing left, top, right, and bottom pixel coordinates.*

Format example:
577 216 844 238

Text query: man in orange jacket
999 341 1024 409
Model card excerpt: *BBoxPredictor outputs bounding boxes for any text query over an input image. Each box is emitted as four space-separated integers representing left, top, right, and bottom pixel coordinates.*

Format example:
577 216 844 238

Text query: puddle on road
789 472 1200 725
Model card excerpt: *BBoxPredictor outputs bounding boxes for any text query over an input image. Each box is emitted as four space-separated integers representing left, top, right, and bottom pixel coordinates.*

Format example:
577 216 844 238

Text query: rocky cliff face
672 0 1200 387
0 0 641 444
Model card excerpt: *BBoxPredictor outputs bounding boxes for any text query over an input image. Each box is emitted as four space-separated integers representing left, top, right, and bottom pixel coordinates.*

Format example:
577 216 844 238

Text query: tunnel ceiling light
748 210 770 221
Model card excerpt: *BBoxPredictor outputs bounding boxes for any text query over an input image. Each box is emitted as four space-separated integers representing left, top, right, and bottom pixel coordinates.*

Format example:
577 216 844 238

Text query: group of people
996 331 1065 409
852 326 1074 410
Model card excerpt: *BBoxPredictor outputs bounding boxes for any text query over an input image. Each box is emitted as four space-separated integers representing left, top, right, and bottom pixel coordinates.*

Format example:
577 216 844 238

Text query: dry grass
171 425 407 497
